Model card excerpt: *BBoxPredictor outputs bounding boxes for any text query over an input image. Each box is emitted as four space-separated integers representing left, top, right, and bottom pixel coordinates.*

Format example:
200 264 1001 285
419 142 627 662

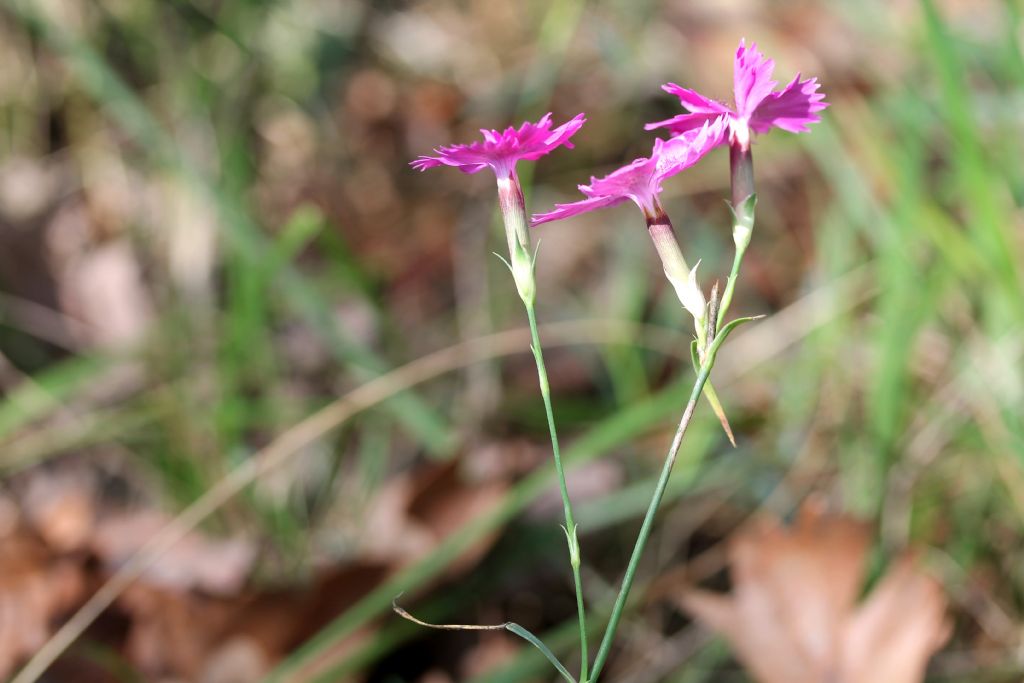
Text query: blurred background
0 0 1022 681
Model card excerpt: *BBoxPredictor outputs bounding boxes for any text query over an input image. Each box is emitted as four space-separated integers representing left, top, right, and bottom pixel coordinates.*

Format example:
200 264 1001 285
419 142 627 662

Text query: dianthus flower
532 117 734 442
531 118 725 226
532 118 726 325
411 112 585 179
411 113 585 304
648 40 827 266
411 115 593 660
646 40 827 153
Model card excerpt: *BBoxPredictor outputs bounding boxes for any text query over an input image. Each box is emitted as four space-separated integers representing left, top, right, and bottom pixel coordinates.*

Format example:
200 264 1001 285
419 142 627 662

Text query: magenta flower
531 118 725 225
410 112 586 179
411 113 586 304
646 40 827 149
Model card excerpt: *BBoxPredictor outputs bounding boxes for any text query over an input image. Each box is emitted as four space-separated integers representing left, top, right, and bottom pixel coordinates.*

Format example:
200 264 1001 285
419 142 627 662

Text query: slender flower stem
589 362 713 682
717 141 756 329
716 239 748 331
525 302 588 682
497 169 587 680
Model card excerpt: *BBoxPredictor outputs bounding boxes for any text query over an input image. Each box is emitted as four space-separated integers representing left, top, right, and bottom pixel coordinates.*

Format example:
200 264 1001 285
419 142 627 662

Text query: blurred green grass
0 0 1023 681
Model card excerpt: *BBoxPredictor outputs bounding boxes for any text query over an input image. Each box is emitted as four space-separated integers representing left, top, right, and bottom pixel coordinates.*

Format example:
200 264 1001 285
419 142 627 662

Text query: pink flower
410 113 586 179
646 40 827 149
531 118 725 225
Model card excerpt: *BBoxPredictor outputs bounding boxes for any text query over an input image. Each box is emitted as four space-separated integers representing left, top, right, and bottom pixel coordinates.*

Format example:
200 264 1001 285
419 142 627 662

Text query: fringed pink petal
662 84 733 115
582 156 660 202
644 111 722 136
530 194 628 226
733 40 778 118
749 74 829 134
410 113 586 176
653 117 728 179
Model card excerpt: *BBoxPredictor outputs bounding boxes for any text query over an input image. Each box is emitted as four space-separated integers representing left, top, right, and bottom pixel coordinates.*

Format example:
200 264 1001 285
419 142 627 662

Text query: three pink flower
411 40 827 225
405 43 829 675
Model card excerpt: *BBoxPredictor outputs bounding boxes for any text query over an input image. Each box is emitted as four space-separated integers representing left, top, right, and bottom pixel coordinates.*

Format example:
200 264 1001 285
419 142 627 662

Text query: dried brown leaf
22 468 97 552
362 461 506 573
678 501 949 683
0 533 87 679
91 510 256 595
840 555 952 683
120 584 234 679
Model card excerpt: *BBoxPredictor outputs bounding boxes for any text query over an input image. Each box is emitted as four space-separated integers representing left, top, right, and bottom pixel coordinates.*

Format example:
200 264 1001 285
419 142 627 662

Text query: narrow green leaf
505 623 577 683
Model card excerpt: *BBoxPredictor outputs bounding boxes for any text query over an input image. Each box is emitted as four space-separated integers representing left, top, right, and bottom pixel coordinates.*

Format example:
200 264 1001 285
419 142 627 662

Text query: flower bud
563 524 581 569
681 261 708 329
510 240 536 306
730 193 757 251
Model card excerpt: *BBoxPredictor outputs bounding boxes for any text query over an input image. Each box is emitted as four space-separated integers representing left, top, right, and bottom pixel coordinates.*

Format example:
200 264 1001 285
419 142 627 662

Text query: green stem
588 363 713 682
525 302 589 683
716 241 748 331
719 140 756 330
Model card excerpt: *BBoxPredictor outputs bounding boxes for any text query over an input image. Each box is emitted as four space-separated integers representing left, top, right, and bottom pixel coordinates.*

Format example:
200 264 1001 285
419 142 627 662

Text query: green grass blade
505 623 577 683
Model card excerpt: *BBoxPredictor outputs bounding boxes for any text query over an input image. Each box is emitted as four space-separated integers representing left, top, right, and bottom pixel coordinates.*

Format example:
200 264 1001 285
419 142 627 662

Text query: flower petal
733 40 777 119
533 115 725 227
653 117 728 181
530 194 628 226
662 83 733 115
409 113 586 176
519 112 587 161
582 156 659 202
749 74 828 134
645 112 722 135
409 156 444 172
646 84 732 135
409 147 492 174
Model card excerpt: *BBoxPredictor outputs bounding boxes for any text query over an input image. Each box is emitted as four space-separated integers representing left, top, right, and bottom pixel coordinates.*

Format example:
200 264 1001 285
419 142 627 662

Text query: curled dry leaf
678 500 950 683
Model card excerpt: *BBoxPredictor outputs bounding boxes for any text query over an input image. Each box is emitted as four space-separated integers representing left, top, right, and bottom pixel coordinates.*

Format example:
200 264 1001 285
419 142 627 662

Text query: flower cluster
410 42 827 319
410 36 827 451
405 39 829 683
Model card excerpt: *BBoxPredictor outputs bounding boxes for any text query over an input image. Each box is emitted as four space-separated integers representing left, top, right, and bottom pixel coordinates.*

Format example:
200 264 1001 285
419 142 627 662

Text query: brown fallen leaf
21 467 97 553
0 532 87 679
679 500 950 683
114 560 393 683
199 637 271 683
90 509 256 595
289 460 510 682
361 460 507 574
119 583 234 679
